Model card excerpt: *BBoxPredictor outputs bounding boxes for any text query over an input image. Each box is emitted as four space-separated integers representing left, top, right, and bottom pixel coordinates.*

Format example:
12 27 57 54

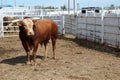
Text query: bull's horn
31 17 40 20
11 19 21 23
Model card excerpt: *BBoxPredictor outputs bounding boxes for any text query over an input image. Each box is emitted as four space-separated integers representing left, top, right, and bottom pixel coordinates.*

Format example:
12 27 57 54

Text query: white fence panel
64 14 120 48
49 15 63 34
86 17 95 24
64 15 72 34
103 15 120 47
104 17 119 26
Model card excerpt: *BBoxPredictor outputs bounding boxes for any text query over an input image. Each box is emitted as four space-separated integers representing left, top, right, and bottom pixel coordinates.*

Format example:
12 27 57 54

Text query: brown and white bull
12 18 58 65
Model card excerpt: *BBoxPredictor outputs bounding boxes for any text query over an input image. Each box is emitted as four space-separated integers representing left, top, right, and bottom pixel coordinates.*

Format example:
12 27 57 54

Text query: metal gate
0 8 64 37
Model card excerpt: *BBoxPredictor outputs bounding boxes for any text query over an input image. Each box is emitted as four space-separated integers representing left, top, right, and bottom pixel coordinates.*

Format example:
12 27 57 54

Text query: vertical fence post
1 13 4 38
86 9 88 16
75 15 77 37
101 8 105 44
68 0 70 15
62 15 65 35
76 15 78 38
41 9 44 19
21 10 24 19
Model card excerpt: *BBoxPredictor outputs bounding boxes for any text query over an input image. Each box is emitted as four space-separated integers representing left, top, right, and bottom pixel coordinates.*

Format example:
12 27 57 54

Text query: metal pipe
5 0 7 6
68 0 70 14
73 0 76 15
1 0 3 7
14 0 16 6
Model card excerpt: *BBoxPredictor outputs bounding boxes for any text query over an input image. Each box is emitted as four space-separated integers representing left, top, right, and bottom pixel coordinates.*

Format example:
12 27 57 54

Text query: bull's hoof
26 61 31 65
43 58 47 61
32 63 37 66
52 57 56 60
31 60 37 66
43 57 47 61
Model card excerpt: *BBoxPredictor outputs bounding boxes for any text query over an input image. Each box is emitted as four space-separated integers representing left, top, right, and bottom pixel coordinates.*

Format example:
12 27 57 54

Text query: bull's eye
23 25 27 29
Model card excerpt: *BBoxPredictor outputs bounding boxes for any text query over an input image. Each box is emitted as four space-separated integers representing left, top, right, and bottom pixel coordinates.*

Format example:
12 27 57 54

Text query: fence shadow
0 55 44 65
58 35 120 57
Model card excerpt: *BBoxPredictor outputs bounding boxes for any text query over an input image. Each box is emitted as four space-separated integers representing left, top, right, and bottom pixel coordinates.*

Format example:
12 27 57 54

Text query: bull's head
18 18 34 36
11 18 39 36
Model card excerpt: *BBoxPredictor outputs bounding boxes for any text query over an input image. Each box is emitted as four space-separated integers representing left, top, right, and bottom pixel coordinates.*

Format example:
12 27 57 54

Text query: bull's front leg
22 42 31 64
26 51 31 64
32 42 39 65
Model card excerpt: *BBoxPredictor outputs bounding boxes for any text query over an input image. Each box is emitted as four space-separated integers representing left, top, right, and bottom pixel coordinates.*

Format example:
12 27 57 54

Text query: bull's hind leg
44 42 49 60
51 37 57 59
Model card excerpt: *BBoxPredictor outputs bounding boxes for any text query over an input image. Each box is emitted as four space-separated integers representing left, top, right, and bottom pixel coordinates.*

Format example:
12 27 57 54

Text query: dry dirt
0 35 120 80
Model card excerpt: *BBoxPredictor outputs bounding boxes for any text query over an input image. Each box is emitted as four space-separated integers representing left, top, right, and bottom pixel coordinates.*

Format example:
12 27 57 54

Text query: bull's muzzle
27 30 35 36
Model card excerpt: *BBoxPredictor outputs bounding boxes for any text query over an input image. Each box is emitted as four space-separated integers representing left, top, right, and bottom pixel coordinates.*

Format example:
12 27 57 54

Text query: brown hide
19 18 58 64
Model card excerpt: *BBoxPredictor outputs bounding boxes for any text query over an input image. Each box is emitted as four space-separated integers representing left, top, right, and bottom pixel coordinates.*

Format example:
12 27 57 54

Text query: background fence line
64 13 120 48
0 8 65 37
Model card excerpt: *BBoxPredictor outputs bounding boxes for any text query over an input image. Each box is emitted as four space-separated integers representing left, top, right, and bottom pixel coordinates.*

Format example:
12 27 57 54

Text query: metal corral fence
64 13 120 48
0 8 64 37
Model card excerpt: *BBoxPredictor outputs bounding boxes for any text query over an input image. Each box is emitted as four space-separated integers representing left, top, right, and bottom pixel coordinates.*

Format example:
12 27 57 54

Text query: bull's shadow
0 55 44 65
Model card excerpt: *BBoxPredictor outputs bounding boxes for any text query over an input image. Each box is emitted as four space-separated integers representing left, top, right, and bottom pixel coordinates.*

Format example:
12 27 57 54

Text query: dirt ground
0 35 120 80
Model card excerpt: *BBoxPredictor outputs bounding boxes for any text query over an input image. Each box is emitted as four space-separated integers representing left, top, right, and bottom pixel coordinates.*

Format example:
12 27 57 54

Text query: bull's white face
18 18 34 36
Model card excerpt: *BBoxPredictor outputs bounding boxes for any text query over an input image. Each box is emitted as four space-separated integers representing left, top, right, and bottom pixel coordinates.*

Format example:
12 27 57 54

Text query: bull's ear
32 17 40 24
17 21 23 26
32 19 38 24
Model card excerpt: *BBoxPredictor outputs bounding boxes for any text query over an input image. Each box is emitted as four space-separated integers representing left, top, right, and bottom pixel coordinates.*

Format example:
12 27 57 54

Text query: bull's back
35 19 58 37
35 19 51 35
42 18 58 38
